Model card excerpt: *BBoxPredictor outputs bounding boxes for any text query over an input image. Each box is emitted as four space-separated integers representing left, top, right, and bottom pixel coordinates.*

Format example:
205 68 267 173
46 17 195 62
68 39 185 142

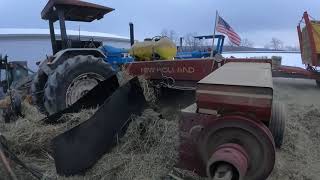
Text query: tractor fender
39 48 106 75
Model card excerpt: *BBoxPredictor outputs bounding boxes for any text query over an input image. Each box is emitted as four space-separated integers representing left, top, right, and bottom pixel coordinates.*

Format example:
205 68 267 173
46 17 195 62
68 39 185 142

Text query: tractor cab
176 35 225 59
194 35 225 54
41 0 114 54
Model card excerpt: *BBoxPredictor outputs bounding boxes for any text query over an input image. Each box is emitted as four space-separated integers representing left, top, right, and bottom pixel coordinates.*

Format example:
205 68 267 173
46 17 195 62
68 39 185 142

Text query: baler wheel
269 101 286 148
198 116 275 180
316 80 320 88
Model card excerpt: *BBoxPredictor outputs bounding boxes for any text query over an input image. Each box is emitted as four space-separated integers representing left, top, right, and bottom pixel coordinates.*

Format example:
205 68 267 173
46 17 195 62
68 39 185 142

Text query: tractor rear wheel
44 55 115 115
269 101 286 148
31 69 48 113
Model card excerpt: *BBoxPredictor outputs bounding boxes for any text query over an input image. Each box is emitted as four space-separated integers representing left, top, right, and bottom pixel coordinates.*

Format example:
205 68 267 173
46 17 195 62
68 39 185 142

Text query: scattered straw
117 70 157 104
1 103 178 180
0 102 97 180
138 77 157 104
0 74 180 180
1 102 96 155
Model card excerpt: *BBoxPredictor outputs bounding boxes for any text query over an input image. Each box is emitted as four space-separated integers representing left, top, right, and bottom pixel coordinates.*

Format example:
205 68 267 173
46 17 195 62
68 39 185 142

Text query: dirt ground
268 78 320 180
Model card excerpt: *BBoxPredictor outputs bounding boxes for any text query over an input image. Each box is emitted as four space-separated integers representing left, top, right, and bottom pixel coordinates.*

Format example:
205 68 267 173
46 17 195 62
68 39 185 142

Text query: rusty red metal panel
273 65 320 80
124 59 214 81
197 84 272 94
196 84 273 122
304 12 318 66
177 112 217 176
297 25 304 55
196 62 273 122
125 58 273 83
196 93 272 122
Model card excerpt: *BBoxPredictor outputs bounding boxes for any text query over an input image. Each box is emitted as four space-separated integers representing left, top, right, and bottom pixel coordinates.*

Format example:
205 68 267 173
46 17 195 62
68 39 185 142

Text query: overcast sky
1 0 320 47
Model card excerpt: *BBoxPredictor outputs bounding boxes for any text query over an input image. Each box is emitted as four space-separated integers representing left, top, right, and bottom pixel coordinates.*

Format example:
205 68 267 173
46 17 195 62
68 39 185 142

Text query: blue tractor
31 0 133 115
176 35 225 59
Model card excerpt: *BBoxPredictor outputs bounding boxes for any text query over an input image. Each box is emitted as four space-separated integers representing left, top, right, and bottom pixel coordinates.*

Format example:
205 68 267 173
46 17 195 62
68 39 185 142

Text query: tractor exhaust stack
129 22 135 46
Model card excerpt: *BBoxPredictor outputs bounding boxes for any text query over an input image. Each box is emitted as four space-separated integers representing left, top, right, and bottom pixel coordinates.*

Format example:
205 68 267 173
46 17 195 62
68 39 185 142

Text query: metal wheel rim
198 116 275 180
66 73 105 106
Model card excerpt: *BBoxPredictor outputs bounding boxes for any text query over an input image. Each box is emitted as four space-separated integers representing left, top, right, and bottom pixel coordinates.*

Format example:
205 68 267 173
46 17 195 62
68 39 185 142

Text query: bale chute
51 77 147 176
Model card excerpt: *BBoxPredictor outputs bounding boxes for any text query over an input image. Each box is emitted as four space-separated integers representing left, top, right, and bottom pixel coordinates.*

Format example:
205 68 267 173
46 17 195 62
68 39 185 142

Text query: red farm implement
124 58 284 180
272 11 320 86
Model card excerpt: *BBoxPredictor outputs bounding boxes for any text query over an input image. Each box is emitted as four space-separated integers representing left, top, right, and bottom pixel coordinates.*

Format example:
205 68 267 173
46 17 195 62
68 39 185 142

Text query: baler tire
44 55 115 115
316 80 320 88
269 101 286 148
31 69 48 113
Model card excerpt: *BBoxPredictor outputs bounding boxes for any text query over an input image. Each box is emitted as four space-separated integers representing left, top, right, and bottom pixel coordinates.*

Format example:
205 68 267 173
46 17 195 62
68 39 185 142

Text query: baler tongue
50 77 147 176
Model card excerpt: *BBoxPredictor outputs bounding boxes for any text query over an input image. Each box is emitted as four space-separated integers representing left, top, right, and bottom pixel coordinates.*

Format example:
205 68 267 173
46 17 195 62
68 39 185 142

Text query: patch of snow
0 28 129 40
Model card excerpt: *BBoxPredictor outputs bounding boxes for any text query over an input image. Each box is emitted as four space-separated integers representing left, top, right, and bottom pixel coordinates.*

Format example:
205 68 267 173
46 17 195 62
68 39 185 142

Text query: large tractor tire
31 69 48 113
269 101 286 148
44 55 116 115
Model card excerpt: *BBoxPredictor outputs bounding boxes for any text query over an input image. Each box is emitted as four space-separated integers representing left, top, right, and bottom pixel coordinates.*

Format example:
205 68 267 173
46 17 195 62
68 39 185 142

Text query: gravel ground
268 78 320 180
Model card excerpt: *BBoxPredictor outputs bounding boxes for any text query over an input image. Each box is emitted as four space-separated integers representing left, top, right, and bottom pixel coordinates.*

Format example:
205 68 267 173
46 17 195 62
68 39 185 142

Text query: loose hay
0 102 97 180
1 102 96 155
117 70 157 103
0 75 177 180
0 103 178 180
82 108 179 180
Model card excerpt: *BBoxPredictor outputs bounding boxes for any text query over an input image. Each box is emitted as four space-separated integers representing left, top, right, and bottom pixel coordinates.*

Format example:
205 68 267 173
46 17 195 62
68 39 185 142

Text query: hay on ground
0 103 178 180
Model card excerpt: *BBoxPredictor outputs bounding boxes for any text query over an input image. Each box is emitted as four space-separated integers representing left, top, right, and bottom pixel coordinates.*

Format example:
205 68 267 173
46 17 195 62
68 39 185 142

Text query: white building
0 28 131 70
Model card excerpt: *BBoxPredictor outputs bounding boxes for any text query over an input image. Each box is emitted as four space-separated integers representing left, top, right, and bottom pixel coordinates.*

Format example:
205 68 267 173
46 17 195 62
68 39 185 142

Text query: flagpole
210 10 219 57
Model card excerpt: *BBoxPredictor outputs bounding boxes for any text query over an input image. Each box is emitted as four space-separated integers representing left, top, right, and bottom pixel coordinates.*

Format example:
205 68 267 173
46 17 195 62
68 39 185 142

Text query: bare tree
269 38 284 50
161 29 169 37
184 33 202 51
161 29 178 44
241 38 254 47
227 40 236 47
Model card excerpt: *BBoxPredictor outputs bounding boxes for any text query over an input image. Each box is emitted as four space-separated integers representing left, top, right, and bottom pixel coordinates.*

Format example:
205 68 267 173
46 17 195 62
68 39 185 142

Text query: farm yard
1 0 320 179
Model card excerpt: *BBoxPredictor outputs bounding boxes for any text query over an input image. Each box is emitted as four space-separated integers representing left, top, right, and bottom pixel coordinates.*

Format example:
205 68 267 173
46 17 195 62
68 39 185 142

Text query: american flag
216 15 241 46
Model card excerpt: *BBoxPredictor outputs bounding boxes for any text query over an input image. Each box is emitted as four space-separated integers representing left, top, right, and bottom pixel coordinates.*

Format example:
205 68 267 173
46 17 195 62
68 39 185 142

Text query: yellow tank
129 37 177 61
